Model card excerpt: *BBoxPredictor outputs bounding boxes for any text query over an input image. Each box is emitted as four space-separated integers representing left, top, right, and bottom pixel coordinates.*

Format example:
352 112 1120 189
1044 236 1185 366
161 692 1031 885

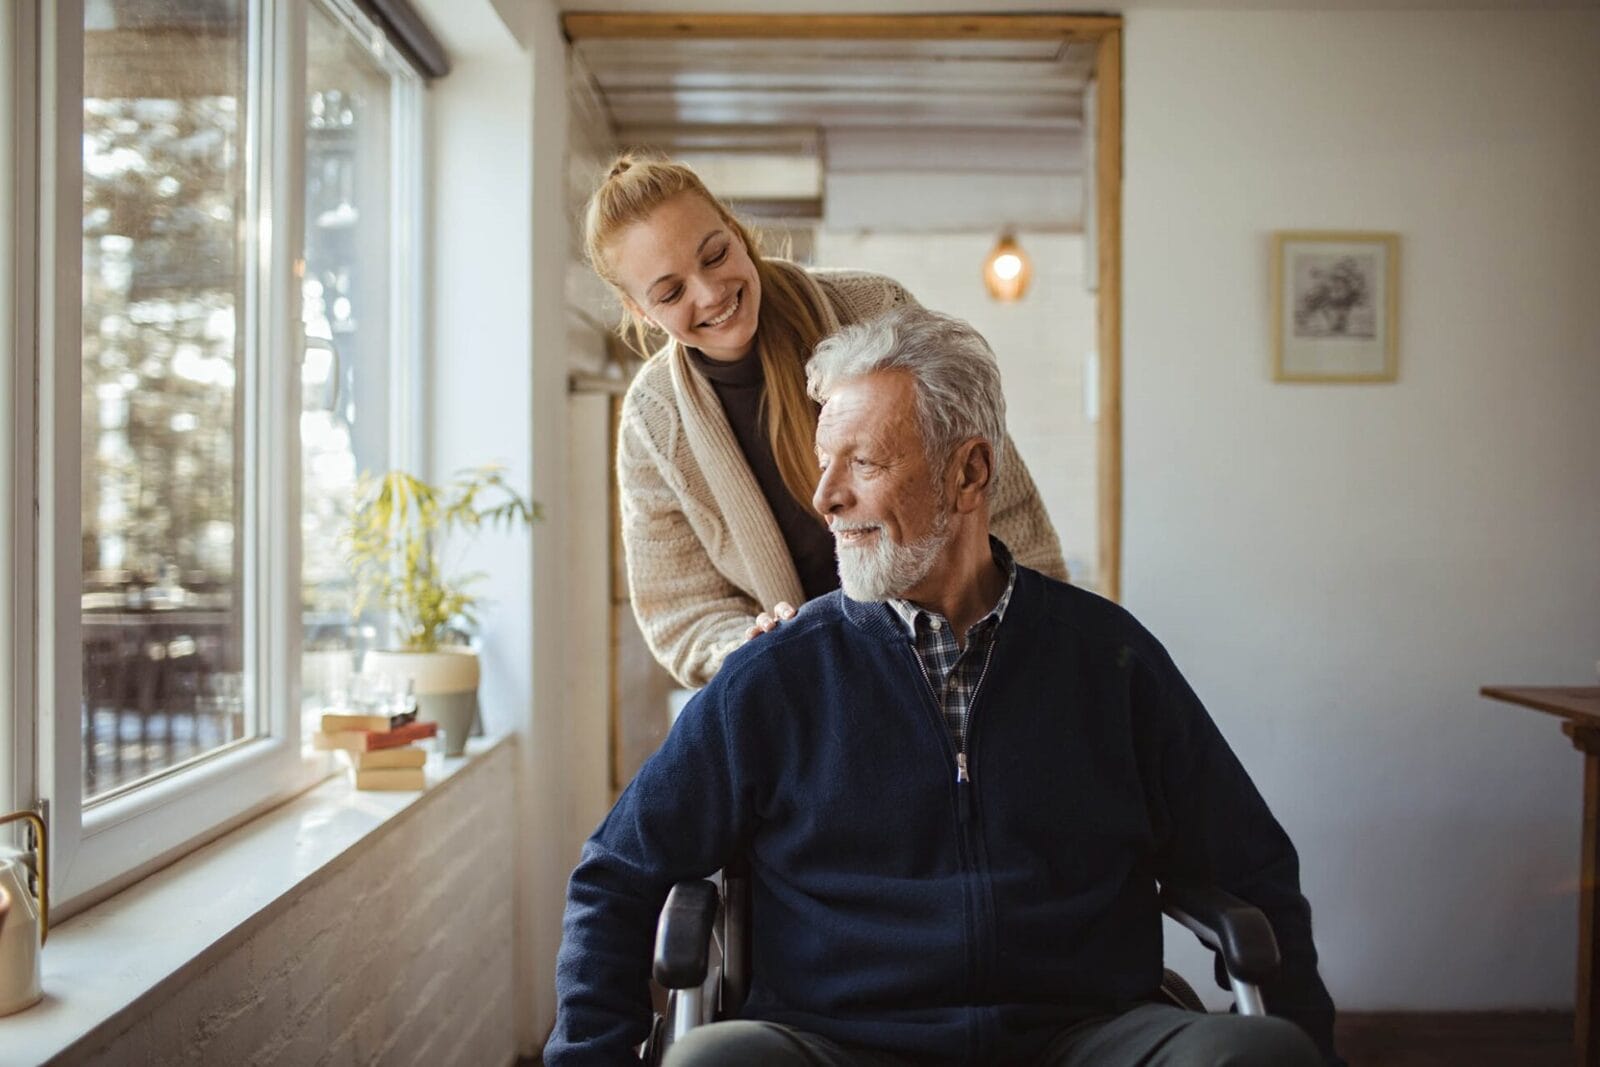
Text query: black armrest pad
653 880 720 989
1159 884 1280 985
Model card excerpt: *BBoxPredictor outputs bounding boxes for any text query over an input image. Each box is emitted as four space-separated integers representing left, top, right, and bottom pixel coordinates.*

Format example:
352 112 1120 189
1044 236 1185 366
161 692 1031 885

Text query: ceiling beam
563 13 1121 43
603 85 1083 108
576 37 1078 60
614 124 822 155
588 67 1087 94
609 102 1082 131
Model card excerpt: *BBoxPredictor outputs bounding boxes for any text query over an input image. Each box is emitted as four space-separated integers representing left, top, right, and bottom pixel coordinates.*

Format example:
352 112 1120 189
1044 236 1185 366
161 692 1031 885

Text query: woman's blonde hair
584 153 827 511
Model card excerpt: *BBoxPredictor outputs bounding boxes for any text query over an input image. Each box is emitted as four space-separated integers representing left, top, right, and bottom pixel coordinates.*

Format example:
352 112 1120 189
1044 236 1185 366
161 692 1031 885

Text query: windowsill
3 735 515 1064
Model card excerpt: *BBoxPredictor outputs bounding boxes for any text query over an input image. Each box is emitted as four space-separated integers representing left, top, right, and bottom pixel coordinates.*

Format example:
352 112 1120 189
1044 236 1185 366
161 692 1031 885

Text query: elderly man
547 307 1341 1067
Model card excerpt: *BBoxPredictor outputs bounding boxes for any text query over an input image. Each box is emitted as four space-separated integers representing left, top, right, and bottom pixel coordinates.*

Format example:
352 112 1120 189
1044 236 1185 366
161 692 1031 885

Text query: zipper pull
956 752 972 824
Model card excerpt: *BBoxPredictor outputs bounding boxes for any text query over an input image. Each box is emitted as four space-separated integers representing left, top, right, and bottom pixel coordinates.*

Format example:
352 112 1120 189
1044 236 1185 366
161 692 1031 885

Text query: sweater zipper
957 638 999 823
908 627 1003 1036
912 634 1000 825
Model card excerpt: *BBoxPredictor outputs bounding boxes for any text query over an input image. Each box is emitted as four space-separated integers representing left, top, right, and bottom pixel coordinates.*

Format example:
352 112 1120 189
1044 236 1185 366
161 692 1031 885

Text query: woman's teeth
703 291 740 328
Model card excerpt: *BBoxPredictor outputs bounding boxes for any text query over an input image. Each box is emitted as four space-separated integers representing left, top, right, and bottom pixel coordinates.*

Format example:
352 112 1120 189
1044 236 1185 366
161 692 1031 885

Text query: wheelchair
642 856 1283 1064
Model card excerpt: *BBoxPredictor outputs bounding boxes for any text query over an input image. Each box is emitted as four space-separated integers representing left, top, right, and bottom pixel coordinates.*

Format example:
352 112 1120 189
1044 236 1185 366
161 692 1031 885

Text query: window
300 0 422 722
10 0 425 909
80 0 251 800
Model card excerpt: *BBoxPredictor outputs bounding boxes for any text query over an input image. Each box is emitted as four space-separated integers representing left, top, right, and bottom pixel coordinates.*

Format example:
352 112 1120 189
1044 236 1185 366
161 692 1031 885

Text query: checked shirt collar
886 538 1017 752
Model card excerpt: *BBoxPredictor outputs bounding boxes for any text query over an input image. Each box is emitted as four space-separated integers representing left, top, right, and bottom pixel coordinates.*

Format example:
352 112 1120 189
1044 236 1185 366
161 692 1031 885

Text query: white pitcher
0 810 48 1017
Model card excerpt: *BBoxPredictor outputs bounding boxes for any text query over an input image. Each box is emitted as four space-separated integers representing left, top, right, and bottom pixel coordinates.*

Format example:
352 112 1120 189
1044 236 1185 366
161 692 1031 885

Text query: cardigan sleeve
813 267 922 325
990 434 1069 582
616 386 761 689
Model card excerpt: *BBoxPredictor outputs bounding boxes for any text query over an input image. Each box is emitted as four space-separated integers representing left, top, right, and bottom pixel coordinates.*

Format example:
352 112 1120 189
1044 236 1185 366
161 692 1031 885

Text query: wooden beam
1094 29 1123 601
610 103 1082 132
577 36 1078 60
604 87 1082 111
563 13 1121 43
590 65 1089 95
606 89 1083 130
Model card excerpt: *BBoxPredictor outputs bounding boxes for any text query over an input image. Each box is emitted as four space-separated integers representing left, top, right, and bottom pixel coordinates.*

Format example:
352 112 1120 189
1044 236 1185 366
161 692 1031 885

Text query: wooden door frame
564 12 1124 598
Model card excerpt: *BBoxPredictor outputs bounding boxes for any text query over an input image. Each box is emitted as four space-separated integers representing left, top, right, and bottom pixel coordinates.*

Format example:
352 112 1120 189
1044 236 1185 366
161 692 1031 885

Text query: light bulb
992 253 1023 281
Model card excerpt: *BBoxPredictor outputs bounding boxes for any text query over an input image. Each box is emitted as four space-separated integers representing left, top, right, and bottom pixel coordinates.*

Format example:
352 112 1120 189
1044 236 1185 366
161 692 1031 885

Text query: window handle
302 336 343 417
0 808 48 945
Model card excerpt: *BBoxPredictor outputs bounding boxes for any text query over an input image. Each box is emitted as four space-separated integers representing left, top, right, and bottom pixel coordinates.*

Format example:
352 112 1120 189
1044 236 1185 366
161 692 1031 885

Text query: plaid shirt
887 540 1017 758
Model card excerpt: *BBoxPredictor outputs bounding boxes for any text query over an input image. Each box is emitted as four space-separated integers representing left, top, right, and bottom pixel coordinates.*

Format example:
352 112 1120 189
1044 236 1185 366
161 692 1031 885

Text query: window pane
300 2 394 724
81 0 248 799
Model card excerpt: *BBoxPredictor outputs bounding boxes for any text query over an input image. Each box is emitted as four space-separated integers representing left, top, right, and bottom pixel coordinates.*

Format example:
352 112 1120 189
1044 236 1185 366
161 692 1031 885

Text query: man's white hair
806 306 1007 479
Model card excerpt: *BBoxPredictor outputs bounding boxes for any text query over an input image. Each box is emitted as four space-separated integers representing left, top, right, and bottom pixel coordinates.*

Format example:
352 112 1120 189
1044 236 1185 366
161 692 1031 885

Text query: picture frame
1272 231 1399 382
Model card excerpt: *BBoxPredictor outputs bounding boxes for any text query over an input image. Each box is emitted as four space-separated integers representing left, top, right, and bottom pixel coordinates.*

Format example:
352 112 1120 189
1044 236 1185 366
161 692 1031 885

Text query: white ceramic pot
0 852 42 1016
362 648 480 757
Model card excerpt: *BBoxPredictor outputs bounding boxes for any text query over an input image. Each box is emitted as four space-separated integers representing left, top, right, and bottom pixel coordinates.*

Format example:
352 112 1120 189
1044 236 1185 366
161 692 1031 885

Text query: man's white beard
833 508 952 603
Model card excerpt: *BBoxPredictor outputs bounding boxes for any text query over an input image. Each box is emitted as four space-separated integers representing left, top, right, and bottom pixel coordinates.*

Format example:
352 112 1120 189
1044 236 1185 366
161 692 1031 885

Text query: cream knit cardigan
617 263 1068 688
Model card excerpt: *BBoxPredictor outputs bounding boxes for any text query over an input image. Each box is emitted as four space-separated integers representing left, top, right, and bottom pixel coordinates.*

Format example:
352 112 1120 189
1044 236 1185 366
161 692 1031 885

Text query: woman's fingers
743 602 798 643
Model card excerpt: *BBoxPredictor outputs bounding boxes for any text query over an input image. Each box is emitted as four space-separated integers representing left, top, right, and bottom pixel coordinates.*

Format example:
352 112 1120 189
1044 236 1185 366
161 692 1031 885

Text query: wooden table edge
1481 685 1600 725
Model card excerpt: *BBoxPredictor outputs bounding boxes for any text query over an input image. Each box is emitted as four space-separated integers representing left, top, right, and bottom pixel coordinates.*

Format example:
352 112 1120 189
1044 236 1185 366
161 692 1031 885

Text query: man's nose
813 464 844 516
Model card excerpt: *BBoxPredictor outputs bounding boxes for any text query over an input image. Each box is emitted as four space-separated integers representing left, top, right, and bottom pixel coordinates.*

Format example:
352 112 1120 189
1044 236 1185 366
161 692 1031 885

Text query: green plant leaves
343 465 539 652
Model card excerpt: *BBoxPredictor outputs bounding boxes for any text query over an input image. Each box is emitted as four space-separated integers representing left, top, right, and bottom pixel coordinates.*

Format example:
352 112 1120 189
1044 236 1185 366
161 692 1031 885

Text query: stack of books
312 711 437 791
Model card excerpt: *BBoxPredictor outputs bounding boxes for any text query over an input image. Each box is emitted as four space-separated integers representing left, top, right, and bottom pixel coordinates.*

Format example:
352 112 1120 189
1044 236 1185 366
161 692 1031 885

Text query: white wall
1124 9 1600 1010
416 0 578 1054
814 230 1100 587
422 0 532 752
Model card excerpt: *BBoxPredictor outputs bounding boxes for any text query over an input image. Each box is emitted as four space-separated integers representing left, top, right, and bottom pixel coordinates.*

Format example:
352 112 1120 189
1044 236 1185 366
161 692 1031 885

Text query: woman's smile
700 288 741 329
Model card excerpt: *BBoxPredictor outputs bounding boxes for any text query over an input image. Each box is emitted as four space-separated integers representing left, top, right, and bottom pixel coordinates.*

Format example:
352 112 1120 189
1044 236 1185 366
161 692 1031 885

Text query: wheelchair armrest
1159 884 1280 986
653 880 720 990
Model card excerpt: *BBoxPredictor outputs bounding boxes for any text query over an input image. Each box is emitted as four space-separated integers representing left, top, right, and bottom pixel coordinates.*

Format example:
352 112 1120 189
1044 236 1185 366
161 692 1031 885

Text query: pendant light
982 231 1032 303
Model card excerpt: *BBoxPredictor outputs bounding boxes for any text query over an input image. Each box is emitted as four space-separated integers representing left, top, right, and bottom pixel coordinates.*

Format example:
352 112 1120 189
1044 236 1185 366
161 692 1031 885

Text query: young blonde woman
586 154 1067 688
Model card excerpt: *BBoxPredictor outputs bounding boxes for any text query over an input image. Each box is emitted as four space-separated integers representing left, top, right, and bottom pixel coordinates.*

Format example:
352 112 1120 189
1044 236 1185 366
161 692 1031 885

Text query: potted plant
344 466 538 756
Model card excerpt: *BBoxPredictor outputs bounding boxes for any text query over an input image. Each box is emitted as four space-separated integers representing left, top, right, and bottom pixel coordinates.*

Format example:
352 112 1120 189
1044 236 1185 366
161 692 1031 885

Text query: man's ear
949 438 994 514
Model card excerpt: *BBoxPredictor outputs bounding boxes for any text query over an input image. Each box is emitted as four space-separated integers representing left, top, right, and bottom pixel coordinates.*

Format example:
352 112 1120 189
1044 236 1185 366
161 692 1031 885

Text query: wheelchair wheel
1158 966 1207 1012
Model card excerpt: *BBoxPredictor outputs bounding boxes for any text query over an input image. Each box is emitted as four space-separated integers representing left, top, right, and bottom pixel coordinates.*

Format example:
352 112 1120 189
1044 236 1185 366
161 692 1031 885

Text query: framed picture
1272 231 1399 382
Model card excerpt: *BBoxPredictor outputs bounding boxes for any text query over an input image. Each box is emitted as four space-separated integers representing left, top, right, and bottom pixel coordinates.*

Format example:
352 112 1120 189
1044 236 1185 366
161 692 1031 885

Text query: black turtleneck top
688 348 840 602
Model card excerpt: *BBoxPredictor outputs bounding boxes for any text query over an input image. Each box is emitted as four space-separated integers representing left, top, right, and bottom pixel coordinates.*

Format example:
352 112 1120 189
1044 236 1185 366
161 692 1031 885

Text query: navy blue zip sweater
547 567 1339 1066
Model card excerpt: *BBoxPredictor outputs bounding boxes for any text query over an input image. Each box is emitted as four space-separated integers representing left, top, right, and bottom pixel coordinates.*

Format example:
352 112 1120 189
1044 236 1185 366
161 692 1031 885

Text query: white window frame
2 2 37 828
10 0 425 914
313 0 428 477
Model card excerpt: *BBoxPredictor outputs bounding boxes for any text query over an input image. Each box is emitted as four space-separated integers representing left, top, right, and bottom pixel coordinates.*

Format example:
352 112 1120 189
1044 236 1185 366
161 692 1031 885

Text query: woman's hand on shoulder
742 602 797 643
